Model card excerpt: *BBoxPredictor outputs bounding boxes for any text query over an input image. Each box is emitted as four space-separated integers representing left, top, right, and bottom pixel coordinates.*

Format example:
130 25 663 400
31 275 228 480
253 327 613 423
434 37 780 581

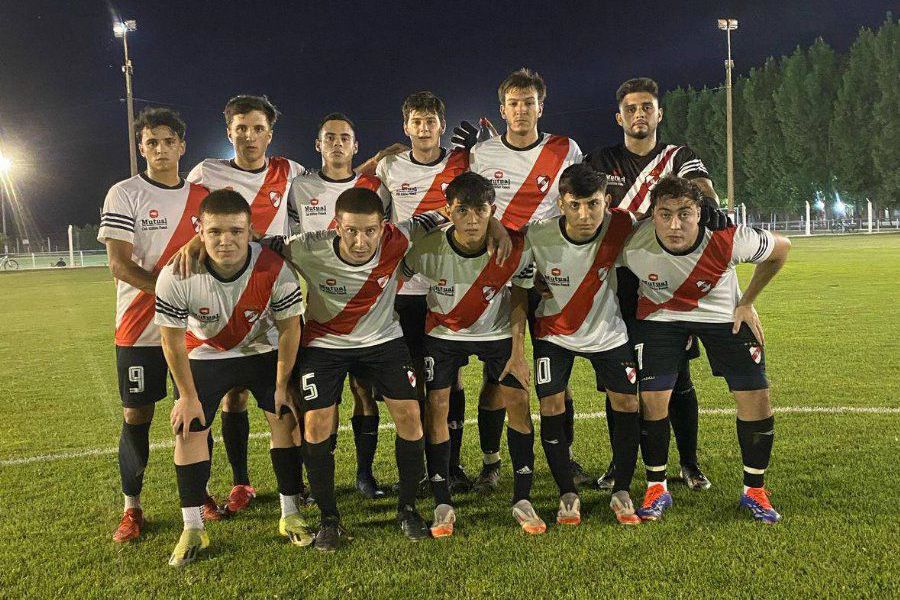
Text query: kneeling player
620 176 790 523
521 164 641 526
402 172 544 536
156 190 311 566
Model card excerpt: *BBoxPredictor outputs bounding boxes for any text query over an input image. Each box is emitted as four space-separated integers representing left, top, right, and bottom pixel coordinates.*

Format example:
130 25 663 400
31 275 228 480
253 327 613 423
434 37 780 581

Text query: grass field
1 234 898 599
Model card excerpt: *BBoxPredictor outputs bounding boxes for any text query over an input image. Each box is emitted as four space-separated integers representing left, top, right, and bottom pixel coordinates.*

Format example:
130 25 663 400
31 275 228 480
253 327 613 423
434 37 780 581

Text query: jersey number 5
301 373 319 402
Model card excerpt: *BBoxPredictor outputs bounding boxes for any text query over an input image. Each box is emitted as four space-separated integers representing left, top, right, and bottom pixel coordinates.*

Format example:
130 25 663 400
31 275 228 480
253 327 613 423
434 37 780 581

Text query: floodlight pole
1 187 7 254
719 18 738 215
116 21 138 176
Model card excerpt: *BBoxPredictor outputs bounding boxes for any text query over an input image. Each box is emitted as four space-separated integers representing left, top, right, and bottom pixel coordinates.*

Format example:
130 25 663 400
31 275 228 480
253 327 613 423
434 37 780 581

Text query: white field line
1 405 897 468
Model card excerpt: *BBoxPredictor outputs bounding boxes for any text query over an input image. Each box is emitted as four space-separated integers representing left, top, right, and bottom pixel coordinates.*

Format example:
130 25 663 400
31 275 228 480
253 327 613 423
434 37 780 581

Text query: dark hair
334 188 384 217
318 112 356 136
223 95 279 127
498 67 547 103
649 175 702 211
402 91 446 125
199 189 251 221
445 172 495 208
558 164 607 199
134 107 186 141
616 77 659 105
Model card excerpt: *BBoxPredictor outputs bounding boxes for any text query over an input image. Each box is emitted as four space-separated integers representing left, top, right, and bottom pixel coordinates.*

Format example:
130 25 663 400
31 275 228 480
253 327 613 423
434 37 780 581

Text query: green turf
1 233 898 598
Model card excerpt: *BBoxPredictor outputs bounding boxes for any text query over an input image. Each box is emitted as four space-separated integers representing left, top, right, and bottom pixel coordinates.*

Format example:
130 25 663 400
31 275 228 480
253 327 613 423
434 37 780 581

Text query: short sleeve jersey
469 133 582 231
402 228 534 341
521 210 637 352
287 170 390 234
97 173 209 347
585 142 709 215
283 214 445 349
376 148 470 295
620 222 775 323
187 157 306 237
154 243 304 360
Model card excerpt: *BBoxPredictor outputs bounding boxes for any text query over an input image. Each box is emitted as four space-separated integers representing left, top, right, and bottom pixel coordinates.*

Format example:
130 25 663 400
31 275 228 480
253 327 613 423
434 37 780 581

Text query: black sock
425 440 452 505
175 460 211 508
640 417 670 484
304 439 339 521
119 421 151 497
395 436 425 510
221 411 250 486
207 428 214 460
448 388 466 468
540 413 575 495
478 407 505 458
351 414 379 480
605 394 616 459
329 432 338 453
270 446 303 496
670 366 699 466
563 394 575 454
507 427 535 504
611 410 640 493
737 416 775 488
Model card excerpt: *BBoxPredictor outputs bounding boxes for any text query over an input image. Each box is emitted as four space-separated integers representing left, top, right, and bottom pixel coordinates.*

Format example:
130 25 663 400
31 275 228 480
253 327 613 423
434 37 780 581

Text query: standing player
620 176 790 523
469 68 587 489
586 77 724 491
402 172 544 537
288 112 391 499
520 164 642 526
99 107 212 542
186 95 306 514
155 190 310 566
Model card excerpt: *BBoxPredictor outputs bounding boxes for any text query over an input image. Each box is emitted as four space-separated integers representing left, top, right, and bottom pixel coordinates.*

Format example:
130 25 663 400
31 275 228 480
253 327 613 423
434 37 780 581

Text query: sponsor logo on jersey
749 345 762 364
310 198 320 206
490 170 511 190
395 182 419 198
269 191 282 208
243 309 260 324
319 278 348 295
642 276 669 290
406 369 417 387
536 174 550 194
149 209 159 218
304 198 327 216
606 175 626 187
433 279 454 296
482 286 498 302
195 307 220 323
625 366 637 384
140 211 169 230
545 267 570 287
696 280 713 293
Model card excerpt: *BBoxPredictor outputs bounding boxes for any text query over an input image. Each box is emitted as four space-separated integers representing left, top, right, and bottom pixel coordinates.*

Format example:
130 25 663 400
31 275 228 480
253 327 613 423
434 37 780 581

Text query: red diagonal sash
354 174 382 192
249 157 290 234
622 146 679 213
636 227 737 319
425 232 525 333
534 210 633 338
115 183 209 346
185 248 285 352
501 136 570 231
414 149 469 215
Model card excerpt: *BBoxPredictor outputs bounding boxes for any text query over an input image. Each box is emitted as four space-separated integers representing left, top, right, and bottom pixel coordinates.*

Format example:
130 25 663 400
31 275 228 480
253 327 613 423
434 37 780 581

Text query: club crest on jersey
625 367 637 384
396 182 419 198
406 369 417 387
269 191 282 208
377 275 390 289
243 309 260 324
490 170 511 190
535 175 550 194
319 278 347 295
749 345 762 364
191 215 201 233
545 267 570 287
440 182 449 193
482 286 498 302
195 307 220 323
696 280 713 294
433 279 454 296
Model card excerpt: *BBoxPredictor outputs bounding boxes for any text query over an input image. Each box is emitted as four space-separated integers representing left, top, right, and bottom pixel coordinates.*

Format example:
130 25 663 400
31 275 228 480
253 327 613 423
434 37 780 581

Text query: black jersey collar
409 147 447 166
318 170 356 184
228 159 268 174
656 225 707 256
559 216 604 246
332 236 378 267
140 172 185 190
205 248 253 283
501 132 546 152
446 226 488 258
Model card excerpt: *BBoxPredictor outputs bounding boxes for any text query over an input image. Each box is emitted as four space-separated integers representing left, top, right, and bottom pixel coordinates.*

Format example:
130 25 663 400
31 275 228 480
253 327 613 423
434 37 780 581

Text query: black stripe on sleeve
271 288 303 311
100 222 135 233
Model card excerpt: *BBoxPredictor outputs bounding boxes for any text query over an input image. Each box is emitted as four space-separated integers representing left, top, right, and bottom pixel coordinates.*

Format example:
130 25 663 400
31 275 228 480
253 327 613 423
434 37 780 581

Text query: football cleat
610 490 642 526
556 492 581 526
680 464 712 491
113 508 144 543
636 484 673 521
739 487 781 524
355 474 386 500
512 499 547 535
596 460 616 491
430 504 456 539
449 464 474 494
222 484 256 516
279 513 315 547
570 460 593 489
473 461 501 493
397 506 430 541
202 495 223 522
313 520 351 552
168 528 209 567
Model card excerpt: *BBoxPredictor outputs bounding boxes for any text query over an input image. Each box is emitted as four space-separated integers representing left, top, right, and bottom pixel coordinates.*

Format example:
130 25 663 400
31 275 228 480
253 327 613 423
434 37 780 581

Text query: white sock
483 452 501 465
124 495 141 510
280 494 299 518
182 506 204 530
649 480 668 492
568 446 574 460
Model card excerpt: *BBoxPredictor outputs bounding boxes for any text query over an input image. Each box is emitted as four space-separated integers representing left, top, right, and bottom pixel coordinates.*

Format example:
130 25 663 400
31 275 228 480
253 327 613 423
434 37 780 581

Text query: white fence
0 250 108 271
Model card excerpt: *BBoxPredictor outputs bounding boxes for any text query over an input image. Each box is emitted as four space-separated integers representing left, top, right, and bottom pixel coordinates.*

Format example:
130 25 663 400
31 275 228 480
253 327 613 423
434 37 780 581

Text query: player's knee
478 384 503 410
734 388 772 421
175 428 211 464
222 388 249 412
304 408 334 444
539 392 566 416
123 404 154 424
640 390 671 420
504 391 532 431
391 400 423 440
609 392 639 413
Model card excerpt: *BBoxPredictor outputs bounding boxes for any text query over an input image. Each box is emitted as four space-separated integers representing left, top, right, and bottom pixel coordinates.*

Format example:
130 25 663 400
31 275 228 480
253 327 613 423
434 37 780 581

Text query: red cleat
113 508 144 543
223 484 257 516
202 495 224 522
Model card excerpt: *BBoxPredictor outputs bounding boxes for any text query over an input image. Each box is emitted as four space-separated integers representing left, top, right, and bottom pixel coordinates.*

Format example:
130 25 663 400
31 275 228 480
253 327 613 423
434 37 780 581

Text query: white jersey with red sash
187 157 305 237
282 213 445 349
154 243 304 360
376 148 469 295
469 133 582 231
286 170 389 233
401 228 534 342
523 210 636 352
621 221 775 323
98 173 210 347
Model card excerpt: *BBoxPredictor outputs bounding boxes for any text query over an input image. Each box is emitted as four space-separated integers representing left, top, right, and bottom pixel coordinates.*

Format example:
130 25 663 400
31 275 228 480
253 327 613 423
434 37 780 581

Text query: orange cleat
610 491 642 526
113 508 144 543
202 495 224 522
223 484 257 516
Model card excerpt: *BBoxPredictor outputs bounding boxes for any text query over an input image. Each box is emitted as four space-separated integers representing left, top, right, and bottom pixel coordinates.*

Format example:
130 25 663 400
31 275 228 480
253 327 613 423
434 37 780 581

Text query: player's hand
171 397 206 440
274 385 300 423
486 218 512 267
534 271 553 299
479 117 499 138
733 303 765 346
500 356 531 388
450 120 479 150
167 236 206 278
700 200 733 231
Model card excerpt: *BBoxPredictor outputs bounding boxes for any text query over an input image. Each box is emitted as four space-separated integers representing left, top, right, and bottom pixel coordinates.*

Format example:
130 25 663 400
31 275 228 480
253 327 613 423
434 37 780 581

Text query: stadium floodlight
815 200 825 211
717 18 738 215
0 153 10 174
113 19 138 176
113 19 136 38
0 149 9 253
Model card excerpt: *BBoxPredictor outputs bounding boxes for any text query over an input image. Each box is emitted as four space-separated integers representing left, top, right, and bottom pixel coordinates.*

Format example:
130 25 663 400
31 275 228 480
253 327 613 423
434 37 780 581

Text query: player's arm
501 285 531 387
274 315 302 422
105 239 157 293
486 218 512 267
733 232 792 344
355 143 410 176
160 325 205 439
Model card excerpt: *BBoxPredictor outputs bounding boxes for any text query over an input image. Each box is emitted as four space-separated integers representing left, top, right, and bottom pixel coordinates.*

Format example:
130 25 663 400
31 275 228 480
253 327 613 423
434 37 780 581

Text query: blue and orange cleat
636 484 673 521
739 487 781 524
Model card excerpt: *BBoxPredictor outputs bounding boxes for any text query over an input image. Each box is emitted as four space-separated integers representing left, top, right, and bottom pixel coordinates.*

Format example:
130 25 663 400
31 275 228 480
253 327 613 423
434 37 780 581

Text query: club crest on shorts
482 286 498 302
749 345 762 364
406 369 417 387
243 309 260 324
536 175 550 194
696 280 713 293
269 191 282 208
625 366 637 384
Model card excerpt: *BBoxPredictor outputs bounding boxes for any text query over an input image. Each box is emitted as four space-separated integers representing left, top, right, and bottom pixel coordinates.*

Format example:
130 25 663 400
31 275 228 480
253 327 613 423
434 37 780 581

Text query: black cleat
356 474 386 499
314 520 351 552
680 463 712 491
570 459 594 489
473 461 501 493
397 506 430 541
596 460 616 491
449 464 473 494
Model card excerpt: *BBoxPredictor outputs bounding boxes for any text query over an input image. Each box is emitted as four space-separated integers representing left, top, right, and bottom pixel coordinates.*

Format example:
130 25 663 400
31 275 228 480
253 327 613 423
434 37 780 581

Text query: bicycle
0 254 19 270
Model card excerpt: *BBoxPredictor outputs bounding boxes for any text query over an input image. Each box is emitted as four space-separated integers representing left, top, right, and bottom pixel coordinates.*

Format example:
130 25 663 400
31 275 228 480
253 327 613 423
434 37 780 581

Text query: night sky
0 0 892 242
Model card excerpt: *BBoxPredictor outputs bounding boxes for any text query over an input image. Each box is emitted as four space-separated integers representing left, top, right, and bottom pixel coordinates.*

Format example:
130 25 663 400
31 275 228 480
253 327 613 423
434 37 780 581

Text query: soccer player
586 77 723 491
520 164 642 526
186 95 306 514
619 175 790 523
99 107 212 542
469 68 588 489
287 112 391 499
155 190 310 566
402 172 544 537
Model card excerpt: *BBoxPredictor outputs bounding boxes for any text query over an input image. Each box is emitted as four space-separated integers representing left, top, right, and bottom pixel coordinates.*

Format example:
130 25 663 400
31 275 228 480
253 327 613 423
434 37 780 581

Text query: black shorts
395 294 427 360
634 320 768 392
423 335 523 391
294 338 418 410
116 346 169 407
525 286 541 340
533 339 637 398
175 351 279 431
